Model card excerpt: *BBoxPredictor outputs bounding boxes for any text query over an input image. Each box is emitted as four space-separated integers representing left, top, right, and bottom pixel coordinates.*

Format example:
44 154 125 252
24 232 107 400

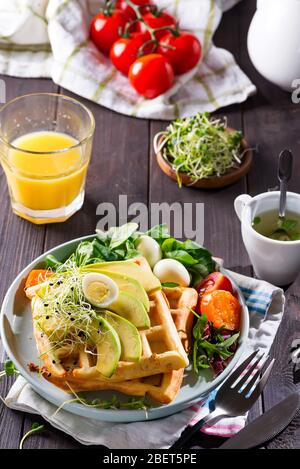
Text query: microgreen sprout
19 422 44 449
52 382 149 418
34 269 100 357
154 112 245 187
0 360 19 379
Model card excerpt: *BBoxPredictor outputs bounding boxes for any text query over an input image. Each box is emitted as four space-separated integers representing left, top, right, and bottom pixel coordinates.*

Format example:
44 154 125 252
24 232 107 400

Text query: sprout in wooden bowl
154 113 253 189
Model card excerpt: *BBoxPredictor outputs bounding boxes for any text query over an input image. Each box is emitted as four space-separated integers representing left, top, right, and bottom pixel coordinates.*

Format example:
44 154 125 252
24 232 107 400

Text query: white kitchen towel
5 271 285 449
0 0 256 119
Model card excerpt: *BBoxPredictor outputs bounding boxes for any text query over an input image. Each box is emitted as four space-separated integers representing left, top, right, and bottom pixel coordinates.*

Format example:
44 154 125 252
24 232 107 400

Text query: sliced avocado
91 316 121 378
83 269 150 311
83 260 161 293
108 291 150 329
101 310 142 362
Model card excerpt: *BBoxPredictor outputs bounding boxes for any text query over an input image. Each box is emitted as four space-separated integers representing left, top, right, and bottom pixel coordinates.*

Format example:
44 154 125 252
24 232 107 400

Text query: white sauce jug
247 0 300 91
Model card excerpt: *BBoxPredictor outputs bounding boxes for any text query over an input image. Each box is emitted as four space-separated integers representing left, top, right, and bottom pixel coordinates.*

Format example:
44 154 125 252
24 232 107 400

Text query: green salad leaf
105 223 139 249
145 224 171 244
44 224 215 286
192 313 240 376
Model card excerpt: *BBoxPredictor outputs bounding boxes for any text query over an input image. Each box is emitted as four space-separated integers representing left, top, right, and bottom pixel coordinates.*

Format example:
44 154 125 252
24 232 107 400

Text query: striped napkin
0 0 256 119
5 271 285 449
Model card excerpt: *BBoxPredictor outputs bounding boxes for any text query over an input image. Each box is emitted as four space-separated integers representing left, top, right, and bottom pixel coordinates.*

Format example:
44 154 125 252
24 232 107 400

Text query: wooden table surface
1 0 300 449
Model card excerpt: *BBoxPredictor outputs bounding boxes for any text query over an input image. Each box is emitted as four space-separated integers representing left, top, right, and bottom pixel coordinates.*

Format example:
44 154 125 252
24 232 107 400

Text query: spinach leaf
74 241 95 266
43 223 215 287
145 224 171 245
101 223 139 250
160 236 215 285
45 254 62 270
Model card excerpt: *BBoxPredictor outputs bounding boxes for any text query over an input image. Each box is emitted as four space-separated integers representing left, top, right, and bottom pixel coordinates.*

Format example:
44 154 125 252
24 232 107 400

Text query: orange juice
3 131 89 221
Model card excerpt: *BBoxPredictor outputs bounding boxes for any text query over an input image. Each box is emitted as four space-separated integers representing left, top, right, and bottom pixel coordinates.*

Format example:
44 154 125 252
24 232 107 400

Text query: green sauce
252 210 300 241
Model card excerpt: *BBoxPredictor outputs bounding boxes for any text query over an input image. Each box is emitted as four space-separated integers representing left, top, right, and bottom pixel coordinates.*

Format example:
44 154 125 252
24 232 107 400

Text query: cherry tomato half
116 0 153 20
196 272 233 296
110 32 151 75
129 53 174 99
90 10 127 55
137 11 176 39
157 31 202 75
201 290 241 331
25 269 53 289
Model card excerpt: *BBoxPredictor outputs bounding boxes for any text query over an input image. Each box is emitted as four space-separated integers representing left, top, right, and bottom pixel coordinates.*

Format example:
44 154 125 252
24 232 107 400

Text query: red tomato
157 31 202 75
116 0 153 20
90 10 127 55
138 11 176 39
201 290 241 331
129 53 174 99
110 32 151 75
196 272 233 297
25 270 53 289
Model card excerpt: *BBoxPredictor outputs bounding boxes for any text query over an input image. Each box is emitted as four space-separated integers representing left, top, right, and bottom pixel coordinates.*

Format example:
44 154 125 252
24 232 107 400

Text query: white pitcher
247 0 300 91
234 192 300 286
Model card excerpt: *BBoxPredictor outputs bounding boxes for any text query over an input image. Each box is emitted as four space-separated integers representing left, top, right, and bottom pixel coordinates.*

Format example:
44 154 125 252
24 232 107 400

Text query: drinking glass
0 93 95 224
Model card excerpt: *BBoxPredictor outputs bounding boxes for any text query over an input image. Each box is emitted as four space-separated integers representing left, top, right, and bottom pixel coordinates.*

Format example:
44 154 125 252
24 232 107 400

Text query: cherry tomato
138 11 176 39
90 10 127 55
110 32 151 75
157 31 202 75
201 290 241 331
196 272 233 296
25 269 53 289
129 53 174 99
116 0 153 20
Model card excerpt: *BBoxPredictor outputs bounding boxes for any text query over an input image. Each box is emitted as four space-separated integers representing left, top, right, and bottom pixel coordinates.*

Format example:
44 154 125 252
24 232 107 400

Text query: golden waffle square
39 286 198 404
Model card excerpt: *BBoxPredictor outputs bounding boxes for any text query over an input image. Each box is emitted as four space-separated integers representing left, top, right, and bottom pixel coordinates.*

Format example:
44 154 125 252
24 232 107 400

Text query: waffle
38 286 198 403
29 253 198 403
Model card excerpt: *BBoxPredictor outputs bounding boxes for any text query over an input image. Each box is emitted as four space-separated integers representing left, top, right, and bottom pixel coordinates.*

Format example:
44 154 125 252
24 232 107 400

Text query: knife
219 393 300 449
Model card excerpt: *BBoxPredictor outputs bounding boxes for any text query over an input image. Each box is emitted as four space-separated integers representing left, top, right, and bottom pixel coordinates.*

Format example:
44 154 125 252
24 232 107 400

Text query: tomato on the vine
110 32 152 75
129 53 174 99
90 10 127 55
116 0 153 20
138 11 176 39
158 31 202 75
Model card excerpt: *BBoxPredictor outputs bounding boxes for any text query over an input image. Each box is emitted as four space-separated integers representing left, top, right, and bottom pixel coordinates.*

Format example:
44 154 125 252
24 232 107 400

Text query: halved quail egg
82 272 119 308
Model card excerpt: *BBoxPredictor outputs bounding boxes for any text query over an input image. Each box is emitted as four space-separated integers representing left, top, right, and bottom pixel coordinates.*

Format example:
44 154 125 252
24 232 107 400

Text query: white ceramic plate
0 235 249 422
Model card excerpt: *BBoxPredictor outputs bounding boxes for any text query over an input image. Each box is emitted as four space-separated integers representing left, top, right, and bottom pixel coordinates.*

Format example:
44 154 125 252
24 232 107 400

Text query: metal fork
170 350 275 449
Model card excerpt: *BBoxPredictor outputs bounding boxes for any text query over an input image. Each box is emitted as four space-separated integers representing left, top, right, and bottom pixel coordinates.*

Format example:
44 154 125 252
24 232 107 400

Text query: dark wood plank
262 286 300 449
20 415 86 449
239 0 300 195
239 0 300 449
21 91 150 449
0 75 58 449
44 90 150 250
148 4 264 449
2 0 299 449
0 375 24 449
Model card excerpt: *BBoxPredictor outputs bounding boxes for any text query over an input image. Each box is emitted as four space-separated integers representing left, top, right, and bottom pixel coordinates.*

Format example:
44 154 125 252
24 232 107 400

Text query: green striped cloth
0 0 256 119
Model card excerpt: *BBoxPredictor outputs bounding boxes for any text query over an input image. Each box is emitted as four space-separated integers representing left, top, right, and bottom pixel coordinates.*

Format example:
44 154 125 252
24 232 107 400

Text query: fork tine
222 350 259 388
234 353 265 390
241 354 270 396
247 358 275 402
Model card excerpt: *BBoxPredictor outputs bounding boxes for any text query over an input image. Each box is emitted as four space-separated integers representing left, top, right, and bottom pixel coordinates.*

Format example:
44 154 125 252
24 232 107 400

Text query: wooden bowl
155 128 253 190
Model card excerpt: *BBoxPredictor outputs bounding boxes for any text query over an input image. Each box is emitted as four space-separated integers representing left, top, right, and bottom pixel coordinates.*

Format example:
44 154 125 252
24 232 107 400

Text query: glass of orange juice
0 93 95 224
